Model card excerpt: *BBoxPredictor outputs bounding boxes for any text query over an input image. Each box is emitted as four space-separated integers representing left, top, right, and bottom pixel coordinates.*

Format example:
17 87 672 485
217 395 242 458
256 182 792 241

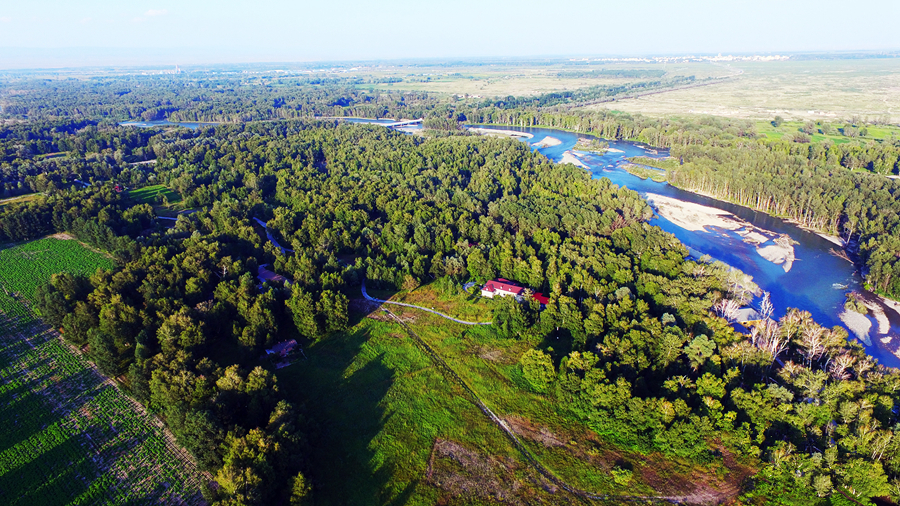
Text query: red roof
483 279 524 295
532 292 549 305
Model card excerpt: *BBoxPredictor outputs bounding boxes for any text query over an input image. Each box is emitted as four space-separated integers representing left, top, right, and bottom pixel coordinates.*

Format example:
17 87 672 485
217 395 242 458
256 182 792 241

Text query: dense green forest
4 82 900 298
0 114 897 504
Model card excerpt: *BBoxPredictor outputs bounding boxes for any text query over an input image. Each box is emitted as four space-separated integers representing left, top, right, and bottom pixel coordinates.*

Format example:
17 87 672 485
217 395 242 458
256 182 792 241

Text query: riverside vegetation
0 75 899 504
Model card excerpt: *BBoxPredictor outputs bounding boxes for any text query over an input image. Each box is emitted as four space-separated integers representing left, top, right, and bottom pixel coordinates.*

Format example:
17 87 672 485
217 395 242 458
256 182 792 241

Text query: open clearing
584 59 900 122
277 283 752 505
126 185 182 206
357 62 728 98
0 238 208 505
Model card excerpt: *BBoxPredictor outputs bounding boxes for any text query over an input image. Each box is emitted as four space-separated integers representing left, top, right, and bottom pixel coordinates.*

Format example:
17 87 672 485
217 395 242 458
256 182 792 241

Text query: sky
1 0 899 68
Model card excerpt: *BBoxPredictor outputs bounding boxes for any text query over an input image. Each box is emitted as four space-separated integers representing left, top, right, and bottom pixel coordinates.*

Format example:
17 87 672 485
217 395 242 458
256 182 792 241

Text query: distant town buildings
570 54 789 63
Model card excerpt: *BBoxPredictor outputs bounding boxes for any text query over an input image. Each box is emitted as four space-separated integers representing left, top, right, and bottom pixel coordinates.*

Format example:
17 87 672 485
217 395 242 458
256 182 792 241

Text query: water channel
468 124 899 368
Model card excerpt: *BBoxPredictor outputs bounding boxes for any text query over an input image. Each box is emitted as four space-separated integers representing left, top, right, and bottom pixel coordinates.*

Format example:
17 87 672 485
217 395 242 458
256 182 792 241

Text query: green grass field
0 238 208 505
126 185 182 207
0 194 43 208
755 120 900 144
277 283 742 505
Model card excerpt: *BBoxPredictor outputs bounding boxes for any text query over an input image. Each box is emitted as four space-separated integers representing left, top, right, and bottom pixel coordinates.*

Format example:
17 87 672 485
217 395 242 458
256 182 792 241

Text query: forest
4 83 899 298
0 113 896 503
0 75 899 504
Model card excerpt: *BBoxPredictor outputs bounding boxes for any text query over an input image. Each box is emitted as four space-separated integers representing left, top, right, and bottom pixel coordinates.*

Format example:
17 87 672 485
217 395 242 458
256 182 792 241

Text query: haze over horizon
2 0 899 69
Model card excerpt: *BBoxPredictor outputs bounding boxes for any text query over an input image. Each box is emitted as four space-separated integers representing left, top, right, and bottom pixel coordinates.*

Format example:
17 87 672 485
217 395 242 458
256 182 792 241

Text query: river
468 124 900 368
120 120 216 129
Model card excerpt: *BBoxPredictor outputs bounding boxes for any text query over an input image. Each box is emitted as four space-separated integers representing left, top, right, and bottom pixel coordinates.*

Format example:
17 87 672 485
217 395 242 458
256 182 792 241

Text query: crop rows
0 238 115 305
0 239 208 505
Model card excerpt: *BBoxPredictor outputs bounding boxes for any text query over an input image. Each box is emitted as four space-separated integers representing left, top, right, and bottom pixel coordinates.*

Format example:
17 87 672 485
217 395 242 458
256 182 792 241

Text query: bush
519 349 555 392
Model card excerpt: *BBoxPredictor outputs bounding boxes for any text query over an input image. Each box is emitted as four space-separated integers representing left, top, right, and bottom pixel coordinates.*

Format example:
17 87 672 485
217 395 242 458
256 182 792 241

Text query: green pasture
277 283 734 505
754 120 900 144
126 184 182 206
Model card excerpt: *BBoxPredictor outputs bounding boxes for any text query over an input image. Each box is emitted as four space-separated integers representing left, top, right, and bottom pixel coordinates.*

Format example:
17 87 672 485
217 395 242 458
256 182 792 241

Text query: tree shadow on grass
277 326 399 506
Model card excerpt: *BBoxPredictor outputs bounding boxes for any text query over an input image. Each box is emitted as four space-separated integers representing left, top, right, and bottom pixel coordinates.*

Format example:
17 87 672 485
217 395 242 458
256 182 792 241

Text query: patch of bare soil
504 417 566 448
505 416 755 505
479 348 505 363
426 439 575 505
49 232 75 240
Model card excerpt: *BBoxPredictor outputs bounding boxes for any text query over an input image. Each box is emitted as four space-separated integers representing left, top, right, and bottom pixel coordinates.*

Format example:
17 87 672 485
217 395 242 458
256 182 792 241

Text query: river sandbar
559 150 589 169
467 127 534 139
839 309 873 346
645 193 744 232
532 136 562 148
646 193 797 272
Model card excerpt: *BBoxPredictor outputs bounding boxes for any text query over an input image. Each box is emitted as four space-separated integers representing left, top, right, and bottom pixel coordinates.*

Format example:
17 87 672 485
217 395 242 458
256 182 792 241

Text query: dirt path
361 280 492 325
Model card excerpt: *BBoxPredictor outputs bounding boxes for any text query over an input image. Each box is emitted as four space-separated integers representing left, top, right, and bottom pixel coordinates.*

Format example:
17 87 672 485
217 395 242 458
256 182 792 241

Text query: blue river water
468 124 900 368
120 120 216 129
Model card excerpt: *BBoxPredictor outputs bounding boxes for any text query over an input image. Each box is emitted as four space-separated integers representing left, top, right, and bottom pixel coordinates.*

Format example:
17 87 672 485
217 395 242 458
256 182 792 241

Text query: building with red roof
532 292 550 306
481 278 525 299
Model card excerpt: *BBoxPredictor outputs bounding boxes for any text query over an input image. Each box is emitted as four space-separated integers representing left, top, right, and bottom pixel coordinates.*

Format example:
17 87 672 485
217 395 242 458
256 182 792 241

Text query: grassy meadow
126 184 182 206
356 62 730 98
277 283 748 505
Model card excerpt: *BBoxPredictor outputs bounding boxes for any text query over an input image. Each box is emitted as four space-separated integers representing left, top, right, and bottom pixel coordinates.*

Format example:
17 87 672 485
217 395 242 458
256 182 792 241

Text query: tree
685 334 715 370
317 290 348 334
286 287 321 339
519 349 555 392
216 429 278 505
88 328 120 376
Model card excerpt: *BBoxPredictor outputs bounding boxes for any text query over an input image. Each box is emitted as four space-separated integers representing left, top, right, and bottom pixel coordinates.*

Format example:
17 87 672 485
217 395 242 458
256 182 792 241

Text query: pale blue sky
1 0 898 68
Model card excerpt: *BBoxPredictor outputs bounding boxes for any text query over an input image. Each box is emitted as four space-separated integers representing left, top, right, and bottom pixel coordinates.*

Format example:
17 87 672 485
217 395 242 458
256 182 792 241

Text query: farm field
583 58 900 123
0 237 209 505
358 61 730 98
277 284 747 505
0 237 114 307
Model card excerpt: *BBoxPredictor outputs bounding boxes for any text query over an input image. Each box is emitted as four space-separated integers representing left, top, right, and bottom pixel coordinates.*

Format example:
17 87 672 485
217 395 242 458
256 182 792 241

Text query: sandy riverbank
645 193 746 232
559 150 589 169
870 294 900 355
467 127 534 139
839 309 873 346
645 193 797 272
532 136 562 148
